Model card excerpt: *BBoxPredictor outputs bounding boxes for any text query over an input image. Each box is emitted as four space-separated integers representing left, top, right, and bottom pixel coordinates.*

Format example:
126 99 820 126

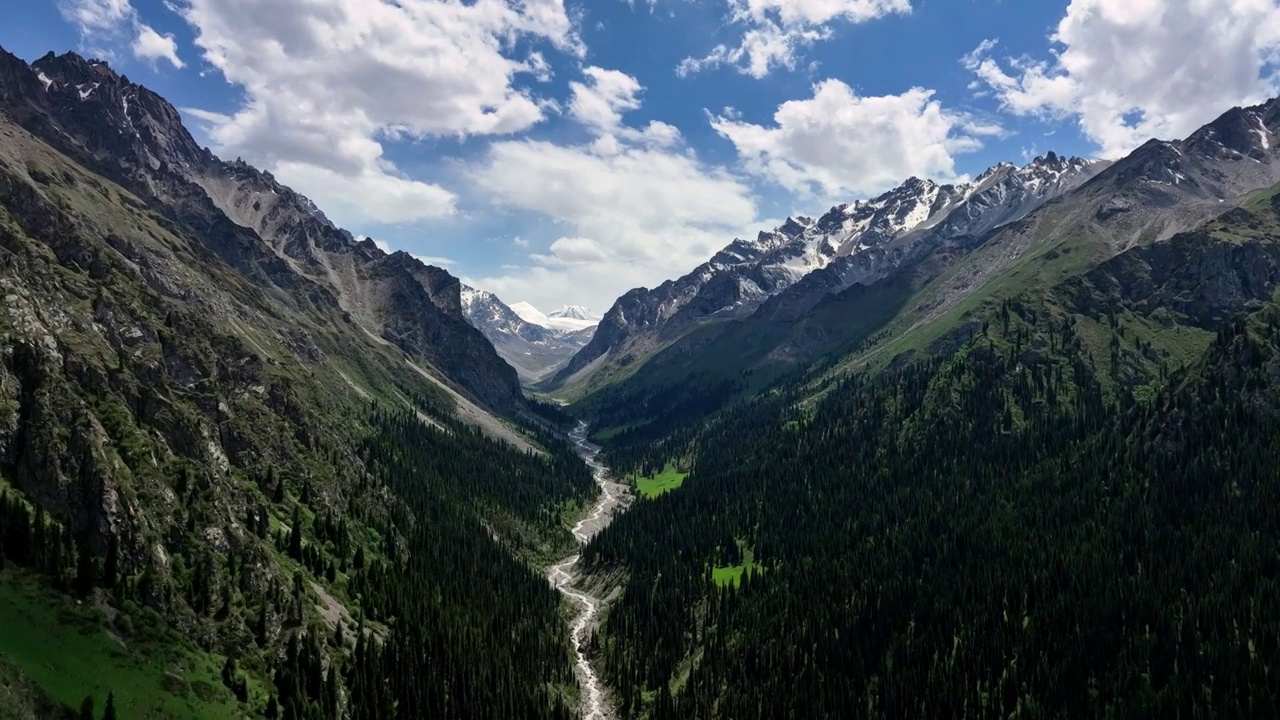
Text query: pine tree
74 537 94 598
288 506 303 560
101 692 116 720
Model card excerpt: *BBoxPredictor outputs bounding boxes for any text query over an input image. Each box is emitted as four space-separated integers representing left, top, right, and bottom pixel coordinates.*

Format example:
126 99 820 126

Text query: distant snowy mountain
461 288 596 381
510 301 599 332
550 305 599 322
549 152 1108 389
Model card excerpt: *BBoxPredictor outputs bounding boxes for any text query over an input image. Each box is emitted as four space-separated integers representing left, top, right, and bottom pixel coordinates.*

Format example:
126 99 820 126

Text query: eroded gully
547 422 633 720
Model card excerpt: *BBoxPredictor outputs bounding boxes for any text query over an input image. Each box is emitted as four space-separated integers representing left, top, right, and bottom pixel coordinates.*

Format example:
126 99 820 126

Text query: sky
5 0 1280 313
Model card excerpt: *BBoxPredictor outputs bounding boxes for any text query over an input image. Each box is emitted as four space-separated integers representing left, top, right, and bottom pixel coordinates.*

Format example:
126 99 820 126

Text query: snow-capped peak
509 301 550 325
549 305 599 322
460 285 491 314
511 302 597 331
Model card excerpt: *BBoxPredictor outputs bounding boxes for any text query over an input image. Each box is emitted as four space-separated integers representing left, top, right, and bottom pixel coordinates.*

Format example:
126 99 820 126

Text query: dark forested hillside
0 47 596 718
585 304 1280 718
580 200 1280 717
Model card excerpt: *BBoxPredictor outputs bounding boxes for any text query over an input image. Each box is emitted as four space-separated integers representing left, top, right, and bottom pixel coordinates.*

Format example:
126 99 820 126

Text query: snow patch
1255 115 1271 151
36 72 52 91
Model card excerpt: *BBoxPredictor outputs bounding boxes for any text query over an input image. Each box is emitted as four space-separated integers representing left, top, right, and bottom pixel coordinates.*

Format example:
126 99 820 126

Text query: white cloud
966 0 1280 158
679 0 910 78
536 237 611 265
274 161 457 226
57 0 186 68
176 0 582 229
678 21 828 78
412 254 456 267
569 66 684 148
710 79 985 198
468 138 760 310
58 0 133 34
132 24 185 68
569 67 643 132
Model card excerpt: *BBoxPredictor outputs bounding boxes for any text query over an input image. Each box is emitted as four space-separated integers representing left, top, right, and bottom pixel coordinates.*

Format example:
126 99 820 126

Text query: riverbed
547 422 633 720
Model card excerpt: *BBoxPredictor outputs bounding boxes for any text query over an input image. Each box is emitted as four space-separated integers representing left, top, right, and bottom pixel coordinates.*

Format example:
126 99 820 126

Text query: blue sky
6 0 1280 311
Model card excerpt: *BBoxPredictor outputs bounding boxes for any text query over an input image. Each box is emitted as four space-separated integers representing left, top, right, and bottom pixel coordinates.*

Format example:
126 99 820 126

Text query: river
547 422 633 720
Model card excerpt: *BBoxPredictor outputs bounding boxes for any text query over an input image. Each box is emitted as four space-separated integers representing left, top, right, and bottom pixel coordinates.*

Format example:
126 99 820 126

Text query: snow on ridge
37 72 52 91
550 305 600 322
509 301 552 326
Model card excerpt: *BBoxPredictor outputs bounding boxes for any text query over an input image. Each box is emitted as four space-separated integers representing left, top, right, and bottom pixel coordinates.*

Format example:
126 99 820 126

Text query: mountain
460 287 596 382
0 49 526 421
584 217 1280 715
549 305 599 322
509 301 599 332
571 99 1280 449
576 105 1280 718
548 152 1106 392
0 47 593 718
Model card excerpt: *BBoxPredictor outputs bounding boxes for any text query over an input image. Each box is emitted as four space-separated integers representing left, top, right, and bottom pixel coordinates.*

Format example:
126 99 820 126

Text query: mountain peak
779 216 812 237
549 305 597 321
32 51 124 89
458 293 597 381
510 301 599 331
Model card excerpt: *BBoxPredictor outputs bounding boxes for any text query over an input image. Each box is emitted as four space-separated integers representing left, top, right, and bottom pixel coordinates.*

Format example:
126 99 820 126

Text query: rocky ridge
551 152 1106 390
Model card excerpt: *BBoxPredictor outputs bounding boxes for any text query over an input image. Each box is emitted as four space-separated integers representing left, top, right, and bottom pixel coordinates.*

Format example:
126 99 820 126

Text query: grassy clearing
711 546 758 588
635 465 688 499
0 569 259 719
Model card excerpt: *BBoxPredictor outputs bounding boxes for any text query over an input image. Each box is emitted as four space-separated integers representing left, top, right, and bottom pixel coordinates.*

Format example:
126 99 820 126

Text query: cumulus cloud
468 135 760 310
679 0 910 78
965 0 1280 158
175 0 582 228
537 237 611 265
569 67 643 132
57 0 186 68
273 161 457 226
569 66 684 148
131 24 185 68
711 79 987 198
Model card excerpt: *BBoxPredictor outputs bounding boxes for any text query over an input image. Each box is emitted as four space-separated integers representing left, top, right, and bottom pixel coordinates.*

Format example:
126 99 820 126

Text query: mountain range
556 100 1280 441
460 288 596 382
570 93 1280 718
548 151 1108 391
0 49 541 430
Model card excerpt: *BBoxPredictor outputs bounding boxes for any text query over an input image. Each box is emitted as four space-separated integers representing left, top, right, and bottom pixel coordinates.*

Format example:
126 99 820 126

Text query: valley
547 422 633 720
3 7 1280 718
